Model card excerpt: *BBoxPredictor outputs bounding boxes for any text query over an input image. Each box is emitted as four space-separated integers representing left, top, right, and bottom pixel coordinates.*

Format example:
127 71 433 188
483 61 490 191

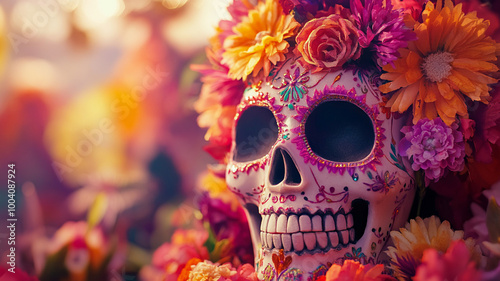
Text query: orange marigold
222 0 300 81
178 258 203 281
322 260 396 281
379 0 499 126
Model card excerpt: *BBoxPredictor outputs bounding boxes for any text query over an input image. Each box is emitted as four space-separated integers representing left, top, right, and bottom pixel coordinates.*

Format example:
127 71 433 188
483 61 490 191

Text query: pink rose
295 10 361 72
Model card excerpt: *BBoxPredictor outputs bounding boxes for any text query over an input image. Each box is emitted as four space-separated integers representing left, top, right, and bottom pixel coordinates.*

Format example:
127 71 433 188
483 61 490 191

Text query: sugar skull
226 55 416 280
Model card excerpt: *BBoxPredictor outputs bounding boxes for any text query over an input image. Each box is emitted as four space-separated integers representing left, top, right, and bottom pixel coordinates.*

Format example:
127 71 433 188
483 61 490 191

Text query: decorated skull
226 55 416 280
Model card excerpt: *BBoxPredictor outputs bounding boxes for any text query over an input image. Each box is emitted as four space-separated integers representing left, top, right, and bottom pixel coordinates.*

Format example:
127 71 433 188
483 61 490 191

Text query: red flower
0 266 39 281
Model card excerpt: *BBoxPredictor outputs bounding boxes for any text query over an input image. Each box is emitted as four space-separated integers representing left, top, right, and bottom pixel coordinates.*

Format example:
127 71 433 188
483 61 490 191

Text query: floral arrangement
145 0 500 280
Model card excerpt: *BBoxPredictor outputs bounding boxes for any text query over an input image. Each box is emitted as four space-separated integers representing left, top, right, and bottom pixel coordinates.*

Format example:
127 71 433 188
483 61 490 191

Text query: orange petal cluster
379 0 499 125
222 0 300 81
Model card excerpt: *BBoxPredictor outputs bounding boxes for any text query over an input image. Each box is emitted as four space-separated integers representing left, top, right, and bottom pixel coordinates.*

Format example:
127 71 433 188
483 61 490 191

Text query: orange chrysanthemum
379 0 499 126
222 0 300 81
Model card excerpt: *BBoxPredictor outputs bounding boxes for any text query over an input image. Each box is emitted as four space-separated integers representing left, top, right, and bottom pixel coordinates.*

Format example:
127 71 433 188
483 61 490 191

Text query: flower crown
194 0 500 185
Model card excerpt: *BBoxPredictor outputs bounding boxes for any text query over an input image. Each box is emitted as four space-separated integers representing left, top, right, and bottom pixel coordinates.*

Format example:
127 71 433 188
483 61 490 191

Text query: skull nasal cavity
269 148 302 186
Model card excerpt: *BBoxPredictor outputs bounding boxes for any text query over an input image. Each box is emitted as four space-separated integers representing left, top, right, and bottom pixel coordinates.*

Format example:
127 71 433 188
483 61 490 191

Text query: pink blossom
461 118 476 140
141 229 210 280
235 264 258 281
399 118 465 184
216 0 252 47
192 49 246 108
38 221 112 281
413 240 482 281
464 181 500 256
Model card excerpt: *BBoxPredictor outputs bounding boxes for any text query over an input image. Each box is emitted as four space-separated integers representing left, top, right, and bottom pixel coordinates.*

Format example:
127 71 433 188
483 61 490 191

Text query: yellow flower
222 0 300 81
379 0 499 126
0 7 8 75
44 84 147 186
387 216 480 281
199 169 241 212
188 261 235 281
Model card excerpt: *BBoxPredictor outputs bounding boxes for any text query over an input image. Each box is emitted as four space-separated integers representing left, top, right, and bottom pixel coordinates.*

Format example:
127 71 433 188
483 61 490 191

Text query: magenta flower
199 192 254 264
192 48 246 107
413 240 482 281
278 0 349 18
350 0 416 69
399 118 465 184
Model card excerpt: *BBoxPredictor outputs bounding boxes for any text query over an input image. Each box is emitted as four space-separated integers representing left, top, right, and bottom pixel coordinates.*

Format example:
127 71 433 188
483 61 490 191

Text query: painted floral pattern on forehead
194 0 416 162
193 0 500 185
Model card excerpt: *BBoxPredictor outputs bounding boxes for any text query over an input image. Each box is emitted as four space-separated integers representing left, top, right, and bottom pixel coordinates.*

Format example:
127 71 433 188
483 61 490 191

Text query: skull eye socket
305 100 375 162
233 106 279 162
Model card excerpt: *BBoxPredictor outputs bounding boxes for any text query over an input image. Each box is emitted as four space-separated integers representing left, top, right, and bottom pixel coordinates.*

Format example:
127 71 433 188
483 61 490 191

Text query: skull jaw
242 189 415 280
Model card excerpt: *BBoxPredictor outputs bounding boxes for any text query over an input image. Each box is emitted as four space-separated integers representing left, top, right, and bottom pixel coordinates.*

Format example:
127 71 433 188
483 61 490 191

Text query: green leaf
203 222 217 253
210 238 232 262
395 163 407 172
39 245 70 281
390 153 399 163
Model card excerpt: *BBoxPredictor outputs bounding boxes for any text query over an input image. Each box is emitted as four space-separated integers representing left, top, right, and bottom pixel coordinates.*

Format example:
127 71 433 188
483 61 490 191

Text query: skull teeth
260 212 358 252
260 212 354 234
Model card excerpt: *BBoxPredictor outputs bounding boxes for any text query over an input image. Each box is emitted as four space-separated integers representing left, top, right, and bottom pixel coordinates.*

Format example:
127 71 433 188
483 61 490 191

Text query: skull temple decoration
226 56 415 280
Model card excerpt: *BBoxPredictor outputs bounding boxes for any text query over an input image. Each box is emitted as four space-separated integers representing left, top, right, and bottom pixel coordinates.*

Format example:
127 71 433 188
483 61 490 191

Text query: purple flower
279 0 349 18
350 0 416 69
399 118 465 184
364 171 399 193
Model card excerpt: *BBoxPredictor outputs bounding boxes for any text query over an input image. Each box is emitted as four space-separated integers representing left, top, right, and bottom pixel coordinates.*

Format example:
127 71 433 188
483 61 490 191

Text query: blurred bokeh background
0 0 233 279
